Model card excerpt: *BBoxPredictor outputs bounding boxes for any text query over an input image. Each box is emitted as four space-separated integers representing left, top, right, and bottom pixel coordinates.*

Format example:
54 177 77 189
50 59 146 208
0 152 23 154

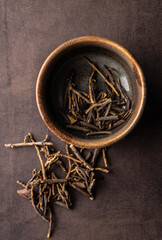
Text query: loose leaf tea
63 57 132 135
5 133 110 238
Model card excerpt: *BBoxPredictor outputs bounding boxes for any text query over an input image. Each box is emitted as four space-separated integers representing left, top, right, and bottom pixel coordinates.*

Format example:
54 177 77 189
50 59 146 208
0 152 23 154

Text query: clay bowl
36 36 146 149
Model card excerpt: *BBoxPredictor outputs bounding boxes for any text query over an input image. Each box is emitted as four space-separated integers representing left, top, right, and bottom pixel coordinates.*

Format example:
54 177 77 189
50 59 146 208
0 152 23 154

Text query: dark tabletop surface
0 1 161 240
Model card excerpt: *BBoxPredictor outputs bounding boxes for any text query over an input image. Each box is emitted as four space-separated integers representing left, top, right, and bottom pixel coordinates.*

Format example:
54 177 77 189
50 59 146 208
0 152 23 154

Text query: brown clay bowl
36 36 146 149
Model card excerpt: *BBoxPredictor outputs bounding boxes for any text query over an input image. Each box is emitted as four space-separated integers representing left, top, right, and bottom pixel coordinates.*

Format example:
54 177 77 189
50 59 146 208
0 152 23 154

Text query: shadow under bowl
36 36 146 149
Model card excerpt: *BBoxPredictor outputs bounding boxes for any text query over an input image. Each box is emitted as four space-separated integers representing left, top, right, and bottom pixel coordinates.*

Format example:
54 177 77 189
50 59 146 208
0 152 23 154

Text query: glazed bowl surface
36 36 146 148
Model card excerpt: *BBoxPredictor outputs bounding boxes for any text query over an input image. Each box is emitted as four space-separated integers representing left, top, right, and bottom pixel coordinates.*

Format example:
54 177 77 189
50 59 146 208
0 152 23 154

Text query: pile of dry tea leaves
63 57 132 135
5 133 109 238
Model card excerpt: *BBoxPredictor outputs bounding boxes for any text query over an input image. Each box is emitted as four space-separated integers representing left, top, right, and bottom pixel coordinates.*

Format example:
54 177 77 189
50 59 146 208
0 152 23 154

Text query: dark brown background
0 1 161 239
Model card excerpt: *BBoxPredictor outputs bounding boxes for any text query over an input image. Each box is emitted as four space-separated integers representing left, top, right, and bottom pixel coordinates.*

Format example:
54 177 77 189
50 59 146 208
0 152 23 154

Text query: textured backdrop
0 1 161 240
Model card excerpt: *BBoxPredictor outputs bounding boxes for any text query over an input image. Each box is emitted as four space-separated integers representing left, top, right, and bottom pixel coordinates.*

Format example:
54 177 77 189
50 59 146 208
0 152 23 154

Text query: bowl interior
38 42 142 147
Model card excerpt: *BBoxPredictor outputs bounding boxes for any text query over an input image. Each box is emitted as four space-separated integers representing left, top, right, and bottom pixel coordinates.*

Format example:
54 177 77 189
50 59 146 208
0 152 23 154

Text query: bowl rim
36 36 146 149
